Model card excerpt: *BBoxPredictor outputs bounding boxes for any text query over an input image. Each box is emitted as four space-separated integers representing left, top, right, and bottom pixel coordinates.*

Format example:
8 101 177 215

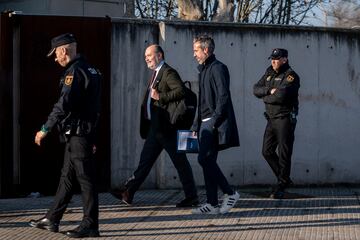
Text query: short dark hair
193 35 215 54
153 44 165 60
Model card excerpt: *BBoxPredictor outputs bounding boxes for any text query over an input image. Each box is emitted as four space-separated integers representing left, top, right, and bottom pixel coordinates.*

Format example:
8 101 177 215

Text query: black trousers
197 119 233 206
125 127 197 199
46 136 98 229
262 117 296 185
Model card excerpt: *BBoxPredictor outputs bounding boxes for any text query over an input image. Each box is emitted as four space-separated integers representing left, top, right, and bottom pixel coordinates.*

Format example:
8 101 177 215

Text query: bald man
111 45 198 207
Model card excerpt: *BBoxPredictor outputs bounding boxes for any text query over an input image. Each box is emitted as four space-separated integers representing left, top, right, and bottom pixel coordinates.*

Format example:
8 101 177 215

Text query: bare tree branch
327 0 360 28
134 0 327 26
135 0 145 18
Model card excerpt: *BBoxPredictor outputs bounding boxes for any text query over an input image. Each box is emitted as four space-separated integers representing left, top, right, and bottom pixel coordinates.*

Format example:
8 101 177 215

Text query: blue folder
177 130 199 153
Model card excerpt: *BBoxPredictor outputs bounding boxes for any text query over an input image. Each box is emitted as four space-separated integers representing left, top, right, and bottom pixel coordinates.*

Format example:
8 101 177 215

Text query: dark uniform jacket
253 63 300 119
44 55 101 141
140 63 186 139
191 54 240 151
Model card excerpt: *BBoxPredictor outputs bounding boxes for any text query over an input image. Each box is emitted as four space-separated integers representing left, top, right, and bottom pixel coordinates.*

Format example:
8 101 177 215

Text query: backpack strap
184 81 192 90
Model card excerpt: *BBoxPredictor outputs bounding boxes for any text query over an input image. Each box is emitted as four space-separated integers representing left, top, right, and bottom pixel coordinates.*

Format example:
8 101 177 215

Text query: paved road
1 187 360 239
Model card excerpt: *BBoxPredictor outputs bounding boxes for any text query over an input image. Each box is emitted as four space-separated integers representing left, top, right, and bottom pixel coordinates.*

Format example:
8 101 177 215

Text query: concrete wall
111 19 159 188
111 20 360 189
0 0 133 17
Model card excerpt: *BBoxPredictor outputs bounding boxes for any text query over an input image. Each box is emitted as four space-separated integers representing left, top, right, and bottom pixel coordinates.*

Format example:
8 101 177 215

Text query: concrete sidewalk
1 187 360 239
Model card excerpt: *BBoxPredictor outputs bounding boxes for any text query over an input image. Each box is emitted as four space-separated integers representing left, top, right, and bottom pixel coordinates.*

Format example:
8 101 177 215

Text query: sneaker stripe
200 206 211 213
220 192 240 213
193 204 220 214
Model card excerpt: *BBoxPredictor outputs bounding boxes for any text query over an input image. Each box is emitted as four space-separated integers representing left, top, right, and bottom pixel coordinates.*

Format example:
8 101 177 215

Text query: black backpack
170 81 197 130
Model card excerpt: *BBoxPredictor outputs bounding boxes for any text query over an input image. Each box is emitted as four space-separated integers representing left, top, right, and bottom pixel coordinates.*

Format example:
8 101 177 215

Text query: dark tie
148 70 157 88
143 71 157 119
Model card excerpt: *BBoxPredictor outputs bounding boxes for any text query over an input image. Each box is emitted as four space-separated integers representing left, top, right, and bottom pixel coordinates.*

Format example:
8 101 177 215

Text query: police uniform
253 48 300 196
29 33 101 237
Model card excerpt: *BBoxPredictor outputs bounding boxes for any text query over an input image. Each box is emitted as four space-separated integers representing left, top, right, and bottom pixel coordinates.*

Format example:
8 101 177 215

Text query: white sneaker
220 191 240 214
192 203 220 214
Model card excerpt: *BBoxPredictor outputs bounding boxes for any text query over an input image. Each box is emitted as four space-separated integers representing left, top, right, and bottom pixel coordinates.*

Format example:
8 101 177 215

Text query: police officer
29 33 101 238
253 48 300 199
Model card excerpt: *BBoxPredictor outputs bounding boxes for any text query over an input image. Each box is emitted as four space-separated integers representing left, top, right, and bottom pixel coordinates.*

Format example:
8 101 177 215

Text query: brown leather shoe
110 189 133 205
109 189 123 200
121 189 134 205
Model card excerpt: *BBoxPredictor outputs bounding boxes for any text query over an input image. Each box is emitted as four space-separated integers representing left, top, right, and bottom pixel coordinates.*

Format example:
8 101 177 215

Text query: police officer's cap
47 33 76 57
268 48 288 60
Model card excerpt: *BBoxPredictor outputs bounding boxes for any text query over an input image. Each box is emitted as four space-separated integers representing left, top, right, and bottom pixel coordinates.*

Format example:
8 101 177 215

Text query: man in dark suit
191 35 240 214
111 44 198 207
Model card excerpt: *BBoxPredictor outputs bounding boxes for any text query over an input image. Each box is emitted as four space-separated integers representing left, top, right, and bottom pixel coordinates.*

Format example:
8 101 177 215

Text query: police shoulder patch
287 75 295 82
266 76 271 81
65 75 73 86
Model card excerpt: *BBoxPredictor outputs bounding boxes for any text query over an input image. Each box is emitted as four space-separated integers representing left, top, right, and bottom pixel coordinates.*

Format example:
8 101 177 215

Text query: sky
309 6 328 26
306 1 338 27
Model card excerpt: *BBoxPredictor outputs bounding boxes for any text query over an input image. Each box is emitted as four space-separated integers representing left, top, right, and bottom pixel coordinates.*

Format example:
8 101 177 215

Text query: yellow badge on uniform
287 75 294 82
266 76 271 81
65 75 73 86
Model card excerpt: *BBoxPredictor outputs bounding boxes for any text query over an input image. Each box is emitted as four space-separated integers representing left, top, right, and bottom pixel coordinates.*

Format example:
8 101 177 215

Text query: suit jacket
140 63 185 139
191 54 240 151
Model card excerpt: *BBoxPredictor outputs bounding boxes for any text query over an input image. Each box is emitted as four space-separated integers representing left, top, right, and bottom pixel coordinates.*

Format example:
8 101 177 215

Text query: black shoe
270 190 285 199
176 197 199 207
278 179 294 188
270 185 285 199
286 180 294 187
28 217 59 232
65 226 100 238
